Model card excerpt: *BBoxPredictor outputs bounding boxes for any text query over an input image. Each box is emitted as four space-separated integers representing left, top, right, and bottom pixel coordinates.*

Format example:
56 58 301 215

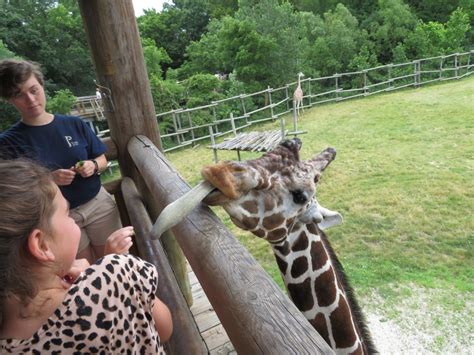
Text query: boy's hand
104 226 134 255
61 258 90 288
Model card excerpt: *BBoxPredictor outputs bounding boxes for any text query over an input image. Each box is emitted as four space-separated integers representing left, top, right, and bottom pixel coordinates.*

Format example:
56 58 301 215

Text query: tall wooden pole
77 0 192 303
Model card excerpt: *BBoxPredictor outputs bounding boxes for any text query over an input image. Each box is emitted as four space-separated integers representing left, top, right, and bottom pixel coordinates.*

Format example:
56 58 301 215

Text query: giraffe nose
291 189 308 204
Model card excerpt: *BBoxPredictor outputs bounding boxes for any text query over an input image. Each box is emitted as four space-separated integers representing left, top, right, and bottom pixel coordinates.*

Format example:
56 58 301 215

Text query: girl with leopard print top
0 159 173 354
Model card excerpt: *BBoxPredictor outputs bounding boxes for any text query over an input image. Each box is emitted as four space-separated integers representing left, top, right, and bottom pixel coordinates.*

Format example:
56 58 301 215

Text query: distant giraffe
197 138 376 354
293 72 304 116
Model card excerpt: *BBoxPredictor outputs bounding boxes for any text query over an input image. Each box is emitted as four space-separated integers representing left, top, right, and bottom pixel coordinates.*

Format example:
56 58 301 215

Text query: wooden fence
157 50 473 152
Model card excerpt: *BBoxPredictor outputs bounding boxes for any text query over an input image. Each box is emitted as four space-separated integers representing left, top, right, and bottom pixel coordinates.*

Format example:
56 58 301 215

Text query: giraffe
293 72 304 116
199 138 376 354
153 138 376 354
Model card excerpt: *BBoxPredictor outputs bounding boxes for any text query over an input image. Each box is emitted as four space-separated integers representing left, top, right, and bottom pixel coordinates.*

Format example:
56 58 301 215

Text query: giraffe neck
271 222 369 354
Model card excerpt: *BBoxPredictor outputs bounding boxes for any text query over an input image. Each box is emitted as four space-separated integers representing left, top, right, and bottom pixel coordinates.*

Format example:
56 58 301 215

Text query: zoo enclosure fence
157 51 473 153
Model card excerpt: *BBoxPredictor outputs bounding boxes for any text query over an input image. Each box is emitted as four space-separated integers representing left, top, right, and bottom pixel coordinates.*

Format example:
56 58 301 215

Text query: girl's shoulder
0 254 163 354
76 254 159 296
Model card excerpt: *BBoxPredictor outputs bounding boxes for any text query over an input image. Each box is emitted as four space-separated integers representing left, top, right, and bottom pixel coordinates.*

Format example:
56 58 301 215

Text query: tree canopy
0 0 471 127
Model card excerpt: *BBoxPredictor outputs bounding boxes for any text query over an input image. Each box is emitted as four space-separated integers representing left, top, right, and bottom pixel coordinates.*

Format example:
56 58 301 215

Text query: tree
403 7 471 59
0 39 15 59
367 0 419 63
217 16 276 91
46 89 76 114
142 37 172 79
0 39 20 131
0 1 95 95
138 0 211 70
306 4 373 76
232 0 303 87
178 19 225 79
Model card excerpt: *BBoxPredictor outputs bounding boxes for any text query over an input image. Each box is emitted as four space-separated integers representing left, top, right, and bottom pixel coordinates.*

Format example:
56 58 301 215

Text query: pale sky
132 0 170 16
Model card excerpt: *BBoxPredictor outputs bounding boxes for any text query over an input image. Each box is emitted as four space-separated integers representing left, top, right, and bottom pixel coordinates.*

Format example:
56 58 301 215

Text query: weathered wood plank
210 342 236 355
202 325 235 353
78 0 193 305
210 130 283 152
121 177 207 354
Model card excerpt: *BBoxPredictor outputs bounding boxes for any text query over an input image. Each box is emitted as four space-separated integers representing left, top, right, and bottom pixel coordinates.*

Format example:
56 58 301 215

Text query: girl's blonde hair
0 159 57 327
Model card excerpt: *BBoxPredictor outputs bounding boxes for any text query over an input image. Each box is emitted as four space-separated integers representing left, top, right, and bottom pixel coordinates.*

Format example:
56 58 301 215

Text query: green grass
165 76 474 301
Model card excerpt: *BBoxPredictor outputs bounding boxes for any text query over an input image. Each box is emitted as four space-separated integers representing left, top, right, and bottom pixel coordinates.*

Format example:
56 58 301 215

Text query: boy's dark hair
0 158 56 327
0 59 44 99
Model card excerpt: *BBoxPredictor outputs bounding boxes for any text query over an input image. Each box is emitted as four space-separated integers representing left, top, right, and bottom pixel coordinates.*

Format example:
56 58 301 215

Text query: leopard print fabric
0 254 166 354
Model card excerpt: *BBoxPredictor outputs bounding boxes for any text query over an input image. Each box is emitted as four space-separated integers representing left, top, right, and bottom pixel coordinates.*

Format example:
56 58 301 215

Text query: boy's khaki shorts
70 186 122 252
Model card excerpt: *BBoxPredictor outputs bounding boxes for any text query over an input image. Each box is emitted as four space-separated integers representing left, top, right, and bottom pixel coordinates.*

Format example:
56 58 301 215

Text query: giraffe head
201 138 341 243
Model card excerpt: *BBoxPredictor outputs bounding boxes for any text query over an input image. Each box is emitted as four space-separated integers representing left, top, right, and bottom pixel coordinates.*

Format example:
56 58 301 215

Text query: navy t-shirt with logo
0 115 106 208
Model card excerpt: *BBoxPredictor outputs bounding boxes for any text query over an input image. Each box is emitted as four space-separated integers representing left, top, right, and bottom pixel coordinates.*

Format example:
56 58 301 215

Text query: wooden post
211 103 219 135
308 78 312 107
414 60 420 87
268 86 274 119
388 64 392 90
454 53 459 78
280 116 286 140
363 70 368 96
209 126 218 163
439 56 444 80
172 111 180 145
230 112 237 135
240 94 248 124
78 0 192 303
292 100 299 133
121 178 207 354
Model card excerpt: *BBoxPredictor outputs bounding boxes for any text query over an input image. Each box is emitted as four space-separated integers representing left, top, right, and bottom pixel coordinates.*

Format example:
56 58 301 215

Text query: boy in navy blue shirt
0 59 132 262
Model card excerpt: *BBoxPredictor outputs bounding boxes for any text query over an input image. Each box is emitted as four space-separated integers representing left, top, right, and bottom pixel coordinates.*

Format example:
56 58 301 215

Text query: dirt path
361 284 473 354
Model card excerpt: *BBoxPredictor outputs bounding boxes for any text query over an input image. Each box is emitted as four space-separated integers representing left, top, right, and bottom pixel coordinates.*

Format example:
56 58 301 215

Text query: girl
0 159 173 353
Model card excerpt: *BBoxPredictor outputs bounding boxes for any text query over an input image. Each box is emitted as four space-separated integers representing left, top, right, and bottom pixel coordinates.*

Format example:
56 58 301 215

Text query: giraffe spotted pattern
201 138 376 354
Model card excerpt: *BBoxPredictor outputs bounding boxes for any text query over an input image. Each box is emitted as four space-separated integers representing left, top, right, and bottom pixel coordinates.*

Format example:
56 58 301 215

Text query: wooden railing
70 95 105 121
156 50 473 152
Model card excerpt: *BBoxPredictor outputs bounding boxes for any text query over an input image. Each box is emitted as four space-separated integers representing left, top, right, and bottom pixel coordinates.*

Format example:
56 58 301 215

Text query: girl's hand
74 160 96 178
61 258 90 289
52 168 76 185
104 226 134 255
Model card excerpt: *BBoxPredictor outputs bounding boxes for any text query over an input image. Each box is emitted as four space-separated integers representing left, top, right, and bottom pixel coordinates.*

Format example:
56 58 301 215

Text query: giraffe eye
291 189 308 204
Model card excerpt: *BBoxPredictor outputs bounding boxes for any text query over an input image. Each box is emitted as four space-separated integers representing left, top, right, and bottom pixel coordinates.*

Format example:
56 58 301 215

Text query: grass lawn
167 77 473 294
105 76 473 352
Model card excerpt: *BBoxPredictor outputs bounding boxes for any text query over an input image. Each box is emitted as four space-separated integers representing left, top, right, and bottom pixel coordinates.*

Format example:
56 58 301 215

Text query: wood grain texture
121 177 208 354
78 0 191 303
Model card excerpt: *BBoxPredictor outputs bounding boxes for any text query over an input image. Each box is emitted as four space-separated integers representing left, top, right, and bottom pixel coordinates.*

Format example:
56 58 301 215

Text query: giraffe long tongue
151 180 215 239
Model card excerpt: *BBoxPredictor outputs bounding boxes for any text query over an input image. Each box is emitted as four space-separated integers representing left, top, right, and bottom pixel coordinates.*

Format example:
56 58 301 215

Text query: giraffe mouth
300 200 343 230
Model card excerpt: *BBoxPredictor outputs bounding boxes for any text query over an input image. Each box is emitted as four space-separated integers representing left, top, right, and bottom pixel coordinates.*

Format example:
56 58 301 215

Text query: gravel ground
361 284 473 354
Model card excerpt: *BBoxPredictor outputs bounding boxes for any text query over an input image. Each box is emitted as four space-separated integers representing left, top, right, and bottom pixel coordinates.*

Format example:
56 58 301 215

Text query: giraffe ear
310 147 336 173
201 161 261 204
315 200 343 230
